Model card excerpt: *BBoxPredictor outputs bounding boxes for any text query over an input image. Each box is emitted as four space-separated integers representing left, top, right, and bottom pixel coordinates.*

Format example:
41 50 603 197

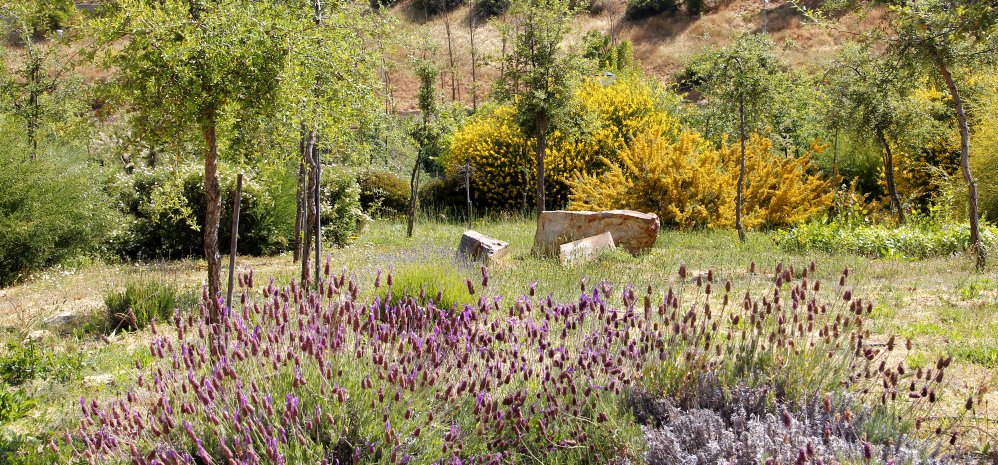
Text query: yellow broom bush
445 76 678 210
569 127 836 229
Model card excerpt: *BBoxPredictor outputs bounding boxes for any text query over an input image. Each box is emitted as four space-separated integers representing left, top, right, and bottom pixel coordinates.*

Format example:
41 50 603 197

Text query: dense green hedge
357 170 411 217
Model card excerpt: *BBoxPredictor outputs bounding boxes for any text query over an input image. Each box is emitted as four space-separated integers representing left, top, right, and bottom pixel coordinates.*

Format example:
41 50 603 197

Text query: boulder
559 232 615 266
534 210 660 256
459 230 509 263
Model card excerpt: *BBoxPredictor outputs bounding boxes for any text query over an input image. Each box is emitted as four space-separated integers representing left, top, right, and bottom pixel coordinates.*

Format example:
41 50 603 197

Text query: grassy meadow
2 216 995 462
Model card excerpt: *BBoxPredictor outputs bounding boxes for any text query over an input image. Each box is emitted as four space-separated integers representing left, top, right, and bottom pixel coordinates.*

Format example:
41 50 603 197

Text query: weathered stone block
458 230 509 263
533 210 660 256
559 232 615 266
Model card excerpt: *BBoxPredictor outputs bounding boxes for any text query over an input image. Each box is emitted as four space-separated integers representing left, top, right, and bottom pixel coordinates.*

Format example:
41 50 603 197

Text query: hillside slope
386 0 883 110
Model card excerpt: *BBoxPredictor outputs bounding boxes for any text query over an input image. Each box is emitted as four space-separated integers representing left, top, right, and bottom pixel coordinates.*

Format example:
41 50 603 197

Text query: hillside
385 0 885 110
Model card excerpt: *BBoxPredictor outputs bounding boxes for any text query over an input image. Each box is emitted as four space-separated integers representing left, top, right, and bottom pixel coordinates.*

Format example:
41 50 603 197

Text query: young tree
92 0 287 306
496 0 581 219
0 1 82 160
825 46 920 223
408 54 441 237
697 34 782 241
823 0 998 268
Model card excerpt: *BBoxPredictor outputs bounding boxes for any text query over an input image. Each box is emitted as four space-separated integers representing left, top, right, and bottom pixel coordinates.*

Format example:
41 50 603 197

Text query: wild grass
0 217 995 463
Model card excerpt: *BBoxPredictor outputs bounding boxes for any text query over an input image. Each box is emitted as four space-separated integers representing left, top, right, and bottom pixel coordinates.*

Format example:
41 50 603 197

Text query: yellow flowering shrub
446 76 679 210
569 128 836 229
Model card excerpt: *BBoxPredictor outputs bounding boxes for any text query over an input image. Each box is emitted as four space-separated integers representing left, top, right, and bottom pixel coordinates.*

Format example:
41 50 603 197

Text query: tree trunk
300 129 317 283
202 108 222 314
535 113 548 218
27 58 40 160
470 3 478 111
735 96 746 242
293 127 307 263
937 58 985 269
407 152 421 237
445 17 458 102
877 131 905 224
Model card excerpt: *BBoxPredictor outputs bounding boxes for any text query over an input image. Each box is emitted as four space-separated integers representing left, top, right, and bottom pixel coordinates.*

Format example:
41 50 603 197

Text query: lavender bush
62 260 980 464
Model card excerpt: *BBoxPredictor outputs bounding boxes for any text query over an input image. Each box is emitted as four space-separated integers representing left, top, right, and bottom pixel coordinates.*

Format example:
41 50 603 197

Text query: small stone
459 230 509 264
24 330 52 342
559 232 615 266
83 374 115 387
44 310 83 328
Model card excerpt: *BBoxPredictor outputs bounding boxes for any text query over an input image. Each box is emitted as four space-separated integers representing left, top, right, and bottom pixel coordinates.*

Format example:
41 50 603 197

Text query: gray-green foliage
0 117 120 286
320 168 364 247
112 162 297 259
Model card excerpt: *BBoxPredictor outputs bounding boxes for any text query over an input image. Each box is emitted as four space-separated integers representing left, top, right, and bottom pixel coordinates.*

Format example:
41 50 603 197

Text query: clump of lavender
62 260 974 464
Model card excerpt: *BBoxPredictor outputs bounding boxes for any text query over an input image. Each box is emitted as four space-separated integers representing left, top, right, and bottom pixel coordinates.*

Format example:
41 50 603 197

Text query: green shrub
419 173 469 217
113 162 296 259
104 280 198 331
0 341 82 386
776 215 998 259
357 170 411 217
626 0 677 19
320 168 365 247
685 0 704 14
475 0 510 17
0 120 120 286
0 389 34 425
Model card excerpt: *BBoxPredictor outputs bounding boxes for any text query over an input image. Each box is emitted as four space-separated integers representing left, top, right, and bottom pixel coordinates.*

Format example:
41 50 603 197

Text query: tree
0 1 82 160
496 0 582 220
696 34 783 241
408 54 441 237
821 0 998 268
92 0 287 308
824 46 924 223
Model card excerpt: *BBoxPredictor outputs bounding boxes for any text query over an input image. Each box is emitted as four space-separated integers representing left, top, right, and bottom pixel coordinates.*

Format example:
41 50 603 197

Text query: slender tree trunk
470 3 478 111
535 113 548 217
301 129 318 283
445 16 458 102
937 58 985 269
877 131 905 224
313 134 321 284
202 108 222 313
735 97 746 242
293 126 307 262
407 151 421 237
27 58 40 160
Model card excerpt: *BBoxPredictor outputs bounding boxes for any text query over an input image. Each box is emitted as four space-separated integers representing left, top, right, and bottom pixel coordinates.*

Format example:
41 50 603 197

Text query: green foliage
419 172 468 215
685 0 704 15
113 163 296 259
104 280 198 331
625 0 677 18
0 389 35 425
776 212 998 259
581 31 636 72
320 168 365 247
0 0 78 39
0 119 120 287
0 341 82 387
357 170 412 217
475 0 510 16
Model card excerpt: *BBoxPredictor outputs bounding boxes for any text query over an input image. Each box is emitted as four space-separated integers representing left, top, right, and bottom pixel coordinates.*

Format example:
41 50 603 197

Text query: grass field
2 217 996 459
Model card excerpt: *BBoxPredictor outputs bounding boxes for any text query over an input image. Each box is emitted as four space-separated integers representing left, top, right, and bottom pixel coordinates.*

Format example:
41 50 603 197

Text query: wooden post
464 162 472 227
226 173 243 307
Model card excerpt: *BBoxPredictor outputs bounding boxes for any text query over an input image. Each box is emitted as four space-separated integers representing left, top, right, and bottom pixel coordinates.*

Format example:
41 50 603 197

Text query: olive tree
92 0 287 307
495 0 583 219
695 34 783 241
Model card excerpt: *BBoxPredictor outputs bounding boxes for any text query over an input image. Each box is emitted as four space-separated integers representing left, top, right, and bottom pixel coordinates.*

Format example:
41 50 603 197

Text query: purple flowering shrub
63 260 973 464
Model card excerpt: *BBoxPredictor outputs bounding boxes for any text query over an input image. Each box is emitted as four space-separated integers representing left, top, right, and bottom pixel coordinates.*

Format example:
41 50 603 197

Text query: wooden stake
226 173 243 307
